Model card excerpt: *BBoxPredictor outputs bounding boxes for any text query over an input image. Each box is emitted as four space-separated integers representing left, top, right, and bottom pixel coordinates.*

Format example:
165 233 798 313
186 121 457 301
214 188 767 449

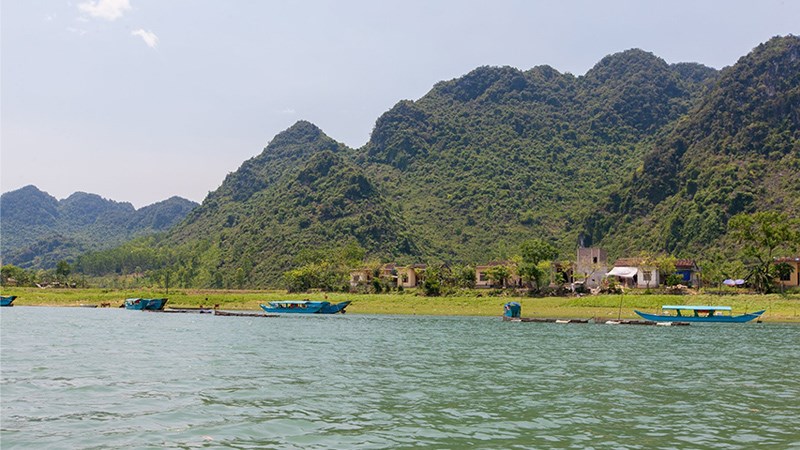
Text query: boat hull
259 300 351 314
1 295 17 307
143 298 168 310
634 310 765 323
124 298 168 311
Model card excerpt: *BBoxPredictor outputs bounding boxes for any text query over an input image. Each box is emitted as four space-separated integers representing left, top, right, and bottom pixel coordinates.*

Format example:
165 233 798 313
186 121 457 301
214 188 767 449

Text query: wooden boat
634 305 765 323
1 295 17 307
259 300 351 314
124 298 169 311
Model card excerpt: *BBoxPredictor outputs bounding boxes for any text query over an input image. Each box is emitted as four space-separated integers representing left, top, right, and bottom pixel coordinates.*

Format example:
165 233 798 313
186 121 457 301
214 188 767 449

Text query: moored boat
634 305 765 323
1 295 17 307
259 300 351 314
124 298 169 311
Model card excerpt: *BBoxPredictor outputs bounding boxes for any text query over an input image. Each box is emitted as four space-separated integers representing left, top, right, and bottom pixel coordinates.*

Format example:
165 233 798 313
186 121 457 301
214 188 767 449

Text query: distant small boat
259 300 351 314
634 305 765 323
124 298 169 311
1 295 17 307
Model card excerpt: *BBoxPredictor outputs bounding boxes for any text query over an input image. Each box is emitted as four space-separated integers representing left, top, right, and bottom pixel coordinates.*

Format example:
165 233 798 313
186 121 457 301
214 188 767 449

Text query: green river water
1 306 799 449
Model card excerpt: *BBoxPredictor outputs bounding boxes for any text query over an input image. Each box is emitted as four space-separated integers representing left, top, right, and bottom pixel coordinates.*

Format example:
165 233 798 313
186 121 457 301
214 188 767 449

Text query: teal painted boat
124 298 169 311
1 295 17 307
635 305 765 323
259 300 351 314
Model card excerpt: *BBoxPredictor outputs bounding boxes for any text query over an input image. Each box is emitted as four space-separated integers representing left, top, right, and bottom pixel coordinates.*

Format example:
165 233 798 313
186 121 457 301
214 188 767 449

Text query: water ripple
2 308 800 448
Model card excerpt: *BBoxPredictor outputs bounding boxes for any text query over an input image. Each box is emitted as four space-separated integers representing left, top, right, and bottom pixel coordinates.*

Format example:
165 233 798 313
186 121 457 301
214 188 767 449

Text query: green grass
3 287 799 322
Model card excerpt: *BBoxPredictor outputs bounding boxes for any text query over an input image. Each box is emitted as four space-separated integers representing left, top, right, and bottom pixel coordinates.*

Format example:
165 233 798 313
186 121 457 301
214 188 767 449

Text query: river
1 306 799 448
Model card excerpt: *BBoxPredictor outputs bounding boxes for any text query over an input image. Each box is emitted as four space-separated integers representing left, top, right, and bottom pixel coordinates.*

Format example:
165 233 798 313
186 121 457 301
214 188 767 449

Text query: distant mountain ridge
0 185 198 268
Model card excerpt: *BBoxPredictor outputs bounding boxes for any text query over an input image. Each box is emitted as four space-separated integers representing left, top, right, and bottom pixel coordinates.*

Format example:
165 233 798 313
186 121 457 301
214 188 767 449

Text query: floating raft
501 316 689 326
142 308 276 317
213 310 278 318
503 316 590 324
600 318 690 326
145 308 214 314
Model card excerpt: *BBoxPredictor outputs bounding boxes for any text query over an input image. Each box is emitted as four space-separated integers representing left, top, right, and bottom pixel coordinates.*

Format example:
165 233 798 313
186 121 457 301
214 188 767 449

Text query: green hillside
361 49 716 261
583 35 800 257
75 123 418 286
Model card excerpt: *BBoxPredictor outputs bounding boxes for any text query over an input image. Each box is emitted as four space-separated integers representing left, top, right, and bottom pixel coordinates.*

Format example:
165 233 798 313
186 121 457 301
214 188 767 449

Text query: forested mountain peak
431 65 530 103
581 48 669 85
0 185 59 226
60 192 136 225
153 146 418 287
582 35 800 256
577 48 698 134
205 120 344 205
267 120 340 157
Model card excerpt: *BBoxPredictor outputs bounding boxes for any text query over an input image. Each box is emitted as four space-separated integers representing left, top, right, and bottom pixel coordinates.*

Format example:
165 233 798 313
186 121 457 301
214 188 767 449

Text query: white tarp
606 266 638 278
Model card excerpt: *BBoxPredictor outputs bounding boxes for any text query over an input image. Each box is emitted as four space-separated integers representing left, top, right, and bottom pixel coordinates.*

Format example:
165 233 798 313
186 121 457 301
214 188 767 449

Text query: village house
379 263 398 280
575 247 608 289
775 257 800 287
675 259 701 286
396 264 426 288
606 258 660 289
349 268 373 287
350 263 427 289
475 261 522 288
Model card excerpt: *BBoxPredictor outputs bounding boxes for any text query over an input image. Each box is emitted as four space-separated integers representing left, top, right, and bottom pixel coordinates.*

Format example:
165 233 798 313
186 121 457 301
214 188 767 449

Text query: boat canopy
607 267 638 278
661 305 732 311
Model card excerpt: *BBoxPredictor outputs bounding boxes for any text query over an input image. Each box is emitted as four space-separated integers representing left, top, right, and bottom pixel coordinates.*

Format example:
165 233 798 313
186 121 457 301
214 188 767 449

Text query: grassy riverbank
3 287 800 322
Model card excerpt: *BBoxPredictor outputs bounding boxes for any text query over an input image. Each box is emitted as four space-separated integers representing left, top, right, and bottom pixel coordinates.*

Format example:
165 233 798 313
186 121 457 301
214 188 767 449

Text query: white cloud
67 27 89 36
78 0 131 21
132 29 158 48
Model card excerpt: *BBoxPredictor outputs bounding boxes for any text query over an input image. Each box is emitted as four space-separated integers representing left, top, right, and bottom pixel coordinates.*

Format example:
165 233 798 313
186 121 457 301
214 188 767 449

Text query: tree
655 254 677 286
421 264 443 296
518 239 557 291
698 249 746 288
56 260 71 281
486 264 512 288
451 264 476 289
728 212 800 293
520 239 558 265
1 264 35 286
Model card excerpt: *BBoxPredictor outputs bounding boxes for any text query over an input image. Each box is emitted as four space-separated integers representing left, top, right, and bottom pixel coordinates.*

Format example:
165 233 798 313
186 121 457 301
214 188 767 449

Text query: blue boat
124 298 169 311
634 305 765 323
259 300 351 314
1 295 17 307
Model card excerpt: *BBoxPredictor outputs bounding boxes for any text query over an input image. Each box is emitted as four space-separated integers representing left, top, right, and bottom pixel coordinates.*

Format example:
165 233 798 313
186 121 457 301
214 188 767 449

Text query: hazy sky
2 0 798 208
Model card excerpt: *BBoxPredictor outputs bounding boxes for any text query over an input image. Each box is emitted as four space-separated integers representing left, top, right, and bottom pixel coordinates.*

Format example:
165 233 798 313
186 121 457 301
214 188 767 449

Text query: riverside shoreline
2 287 799 322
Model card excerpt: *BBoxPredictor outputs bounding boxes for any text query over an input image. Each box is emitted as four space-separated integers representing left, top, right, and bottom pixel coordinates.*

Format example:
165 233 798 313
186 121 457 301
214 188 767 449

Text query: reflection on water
1 307 799 448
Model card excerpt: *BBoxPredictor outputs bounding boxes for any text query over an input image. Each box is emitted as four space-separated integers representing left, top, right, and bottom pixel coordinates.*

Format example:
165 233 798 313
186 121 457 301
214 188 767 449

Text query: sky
2 0 798 208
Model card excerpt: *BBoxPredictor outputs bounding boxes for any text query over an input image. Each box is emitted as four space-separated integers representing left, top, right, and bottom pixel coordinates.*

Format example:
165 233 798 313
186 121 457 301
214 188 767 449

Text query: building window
593 257 598 264
642 271 652 282
780 271 791 281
